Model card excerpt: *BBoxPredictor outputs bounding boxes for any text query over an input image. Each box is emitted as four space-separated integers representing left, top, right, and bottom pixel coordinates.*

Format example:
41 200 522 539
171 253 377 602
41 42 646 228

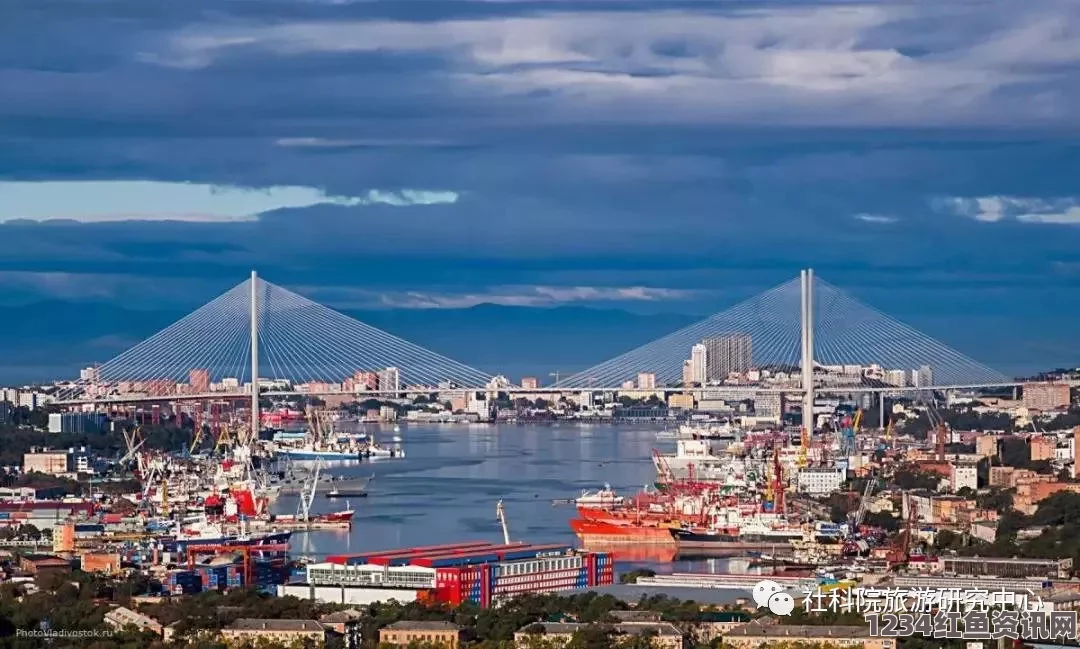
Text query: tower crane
798 426 810 468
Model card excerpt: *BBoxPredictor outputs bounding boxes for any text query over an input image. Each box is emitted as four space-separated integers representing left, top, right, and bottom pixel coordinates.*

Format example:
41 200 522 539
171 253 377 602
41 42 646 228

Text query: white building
690 344 707 385
754 394 783 419
950 463 978 492
379 367 401 394
796 467 845 495
911 365 934 388
884 369 908 387
637 372 656 390
18 391 52 410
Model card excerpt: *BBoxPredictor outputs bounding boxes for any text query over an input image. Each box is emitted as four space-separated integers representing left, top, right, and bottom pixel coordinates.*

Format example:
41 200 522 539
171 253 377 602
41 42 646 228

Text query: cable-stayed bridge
56 270 1019 411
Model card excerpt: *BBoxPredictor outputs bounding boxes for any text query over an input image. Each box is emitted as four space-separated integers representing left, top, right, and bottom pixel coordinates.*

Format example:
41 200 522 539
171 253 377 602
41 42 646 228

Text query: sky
2 0 1080 381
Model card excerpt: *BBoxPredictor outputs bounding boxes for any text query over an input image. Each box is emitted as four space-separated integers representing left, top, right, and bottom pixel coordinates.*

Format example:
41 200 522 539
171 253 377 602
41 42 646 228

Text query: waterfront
274 423 743 574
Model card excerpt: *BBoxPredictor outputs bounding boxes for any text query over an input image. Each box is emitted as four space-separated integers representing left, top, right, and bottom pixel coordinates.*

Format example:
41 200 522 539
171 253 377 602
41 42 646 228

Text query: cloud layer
0 0 1079 376
0 181 457 222
936 196 1080 225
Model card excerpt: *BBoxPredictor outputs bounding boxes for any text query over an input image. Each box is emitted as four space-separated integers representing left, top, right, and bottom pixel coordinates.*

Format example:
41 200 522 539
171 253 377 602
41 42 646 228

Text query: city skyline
0 0 1078 381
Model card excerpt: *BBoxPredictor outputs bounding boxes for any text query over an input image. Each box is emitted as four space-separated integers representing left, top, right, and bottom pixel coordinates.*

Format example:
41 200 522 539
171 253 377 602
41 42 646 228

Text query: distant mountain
0 301 700 383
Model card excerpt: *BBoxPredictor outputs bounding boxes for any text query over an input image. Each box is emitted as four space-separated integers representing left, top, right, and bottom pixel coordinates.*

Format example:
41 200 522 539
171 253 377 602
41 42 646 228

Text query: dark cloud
0 0 1078 378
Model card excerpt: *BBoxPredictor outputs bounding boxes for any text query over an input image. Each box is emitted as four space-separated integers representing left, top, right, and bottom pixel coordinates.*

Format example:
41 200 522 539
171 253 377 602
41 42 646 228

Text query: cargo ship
669 509 806 550
276 442 403 461
569 517 678 546
156 528 293 552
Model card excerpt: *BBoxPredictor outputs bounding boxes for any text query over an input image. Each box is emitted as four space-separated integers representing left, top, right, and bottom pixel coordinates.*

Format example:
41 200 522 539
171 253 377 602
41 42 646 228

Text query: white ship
677 421 743 440
575 484 624 507
654 438 764 483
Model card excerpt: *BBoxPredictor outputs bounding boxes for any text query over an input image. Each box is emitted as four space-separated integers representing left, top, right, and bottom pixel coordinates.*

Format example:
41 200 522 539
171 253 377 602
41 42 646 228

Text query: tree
975 487 1015 513
568 624 617 649
893 468 940 491
619 569 656 585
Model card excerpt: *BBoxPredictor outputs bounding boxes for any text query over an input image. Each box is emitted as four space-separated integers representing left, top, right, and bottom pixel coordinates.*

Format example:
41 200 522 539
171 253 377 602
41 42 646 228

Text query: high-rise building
911 365 934 388
637 372 656 390
520 377 539 390
189 368 211 393
355 371 379 391
378 367 401 394
690 344 707 385
703 334 752 381
682 361 694 386
1023 382 1070 411
884 369 907 387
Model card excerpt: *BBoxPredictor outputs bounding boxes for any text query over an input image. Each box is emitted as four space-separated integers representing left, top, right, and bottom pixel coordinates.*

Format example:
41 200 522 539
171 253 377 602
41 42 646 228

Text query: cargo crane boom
496 500 511 545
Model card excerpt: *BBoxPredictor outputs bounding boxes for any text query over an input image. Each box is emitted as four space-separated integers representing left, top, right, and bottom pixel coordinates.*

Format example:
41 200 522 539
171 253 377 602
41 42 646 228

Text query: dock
248 519 351 532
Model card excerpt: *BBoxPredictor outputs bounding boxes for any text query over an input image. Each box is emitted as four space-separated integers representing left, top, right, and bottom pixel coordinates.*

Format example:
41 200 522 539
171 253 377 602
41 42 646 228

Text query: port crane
297 458 322 525
887 493 920 569
797 425 810 468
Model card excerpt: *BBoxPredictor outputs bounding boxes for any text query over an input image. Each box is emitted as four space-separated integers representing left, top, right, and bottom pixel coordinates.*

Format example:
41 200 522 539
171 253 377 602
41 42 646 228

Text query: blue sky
1 0 1079 379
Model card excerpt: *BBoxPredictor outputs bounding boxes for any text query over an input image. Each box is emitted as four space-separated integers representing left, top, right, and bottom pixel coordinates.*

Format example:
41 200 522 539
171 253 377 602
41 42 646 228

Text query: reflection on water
274 423 738 572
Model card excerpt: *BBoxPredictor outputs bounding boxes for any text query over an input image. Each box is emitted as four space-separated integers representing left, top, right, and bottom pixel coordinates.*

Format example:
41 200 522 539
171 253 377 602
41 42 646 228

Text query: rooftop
320 609 364 624
942 556 1069 565
228 619 327 632
574 584 750 606
386 621 462 631
520 622 683 637
726 624 873 638
22 554 71 567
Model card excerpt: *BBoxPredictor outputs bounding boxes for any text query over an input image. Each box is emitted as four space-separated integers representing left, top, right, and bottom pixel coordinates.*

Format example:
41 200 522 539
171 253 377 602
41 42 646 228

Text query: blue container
0 513 10 520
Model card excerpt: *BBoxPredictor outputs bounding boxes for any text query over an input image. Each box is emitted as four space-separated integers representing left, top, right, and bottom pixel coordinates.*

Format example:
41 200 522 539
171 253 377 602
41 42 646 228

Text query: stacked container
165 569 202 595
227 565 243 589
253 558 287 587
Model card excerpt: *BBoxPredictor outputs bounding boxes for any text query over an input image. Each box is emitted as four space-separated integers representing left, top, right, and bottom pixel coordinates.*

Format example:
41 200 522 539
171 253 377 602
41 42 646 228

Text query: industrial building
279 541 613 608
47 412 108 434
796 467 845 495
938 556 1071 580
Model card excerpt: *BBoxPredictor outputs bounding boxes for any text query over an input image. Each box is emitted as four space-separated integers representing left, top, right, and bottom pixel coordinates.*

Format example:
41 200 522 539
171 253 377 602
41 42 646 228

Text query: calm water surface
272 423 743 574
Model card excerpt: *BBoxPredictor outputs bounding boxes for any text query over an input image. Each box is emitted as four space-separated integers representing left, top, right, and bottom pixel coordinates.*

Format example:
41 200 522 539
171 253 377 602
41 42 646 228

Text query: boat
155 523 293 552
268 509 354 524
276 445 364 460
677 422 744 440
365 442 404 458
326 489 368 498
575 484 624 507
670 515 805 549
653 439 763 484
569 517 679 546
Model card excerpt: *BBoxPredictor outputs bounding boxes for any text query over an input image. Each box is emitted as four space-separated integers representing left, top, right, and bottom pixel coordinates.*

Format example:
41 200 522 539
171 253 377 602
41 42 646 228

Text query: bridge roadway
54 381 1029 406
